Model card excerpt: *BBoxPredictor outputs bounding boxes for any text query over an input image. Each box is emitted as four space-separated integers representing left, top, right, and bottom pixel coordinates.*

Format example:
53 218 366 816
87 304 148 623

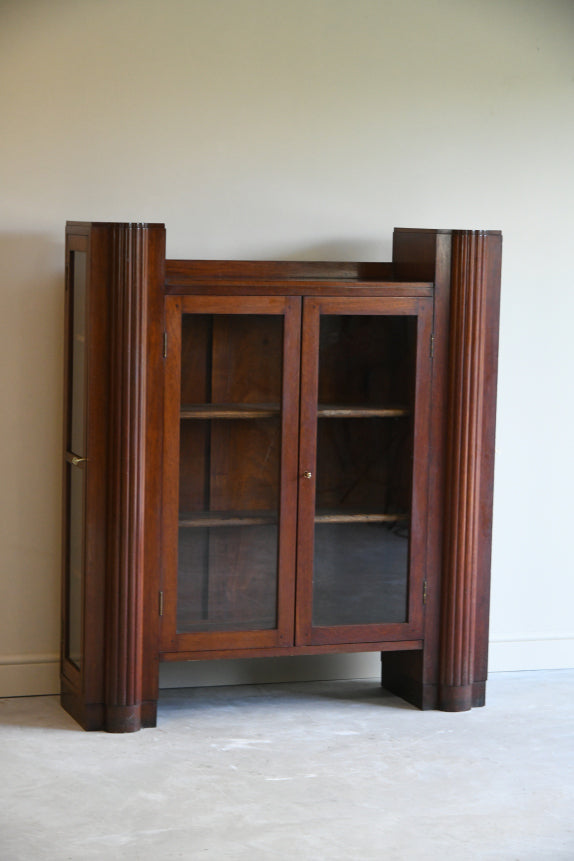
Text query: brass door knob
303 471 313 479
66 452 88 468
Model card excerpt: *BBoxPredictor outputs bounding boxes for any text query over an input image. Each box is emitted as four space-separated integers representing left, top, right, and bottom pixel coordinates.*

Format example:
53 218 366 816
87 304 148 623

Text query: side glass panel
177 314 283 633
312 315 416 627
66 464 84 667
65 249 87 669
69 252 87 458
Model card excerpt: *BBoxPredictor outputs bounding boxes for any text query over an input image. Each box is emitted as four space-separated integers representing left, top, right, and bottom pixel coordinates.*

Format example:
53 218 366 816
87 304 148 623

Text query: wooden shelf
180 403 409 420
179 509 408 528
314 510 409 524
179 510 278 528
317 405 410 418
180 403 280 420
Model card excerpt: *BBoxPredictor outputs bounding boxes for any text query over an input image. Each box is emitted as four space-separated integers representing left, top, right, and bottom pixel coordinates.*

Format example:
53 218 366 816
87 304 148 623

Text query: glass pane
312 315 416 627
181 314 283 406
177 314 283 633
64 249 87 669
178 524 278 631
66 464 84 668
69 251 87 457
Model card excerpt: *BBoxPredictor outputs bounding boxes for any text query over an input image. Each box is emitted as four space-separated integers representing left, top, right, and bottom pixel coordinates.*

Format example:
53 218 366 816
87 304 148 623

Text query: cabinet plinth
61 223 501 730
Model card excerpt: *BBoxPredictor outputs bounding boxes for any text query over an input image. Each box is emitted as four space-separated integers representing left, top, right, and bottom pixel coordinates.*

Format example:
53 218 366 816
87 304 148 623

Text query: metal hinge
423 580 428 605
159 591 164 616
162 331 168 359
430 333 435 358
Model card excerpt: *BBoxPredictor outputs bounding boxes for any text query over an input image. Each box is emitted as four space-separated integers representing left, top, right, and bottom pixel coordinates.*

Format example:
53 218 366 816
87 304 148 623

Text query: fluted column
104 224 151 732
439 230 492 710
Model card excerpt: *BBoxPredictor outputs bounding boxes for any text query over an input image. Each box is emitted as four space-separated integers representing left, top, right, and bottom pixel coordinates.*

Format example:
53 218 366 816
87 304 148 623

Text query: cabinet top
164 259 435 296
66 221 165 229
64 223 501 296
394 227 502 236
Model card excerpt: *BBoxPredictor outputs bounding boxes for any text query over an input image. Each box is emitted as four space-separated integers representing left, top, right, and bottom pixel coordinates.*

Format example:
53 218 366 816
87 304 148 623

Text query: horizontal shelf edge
180 403 410 420
179 511 278 527
181 404 280 419
318 406 410 418
315 512 409 524
178 510 408 527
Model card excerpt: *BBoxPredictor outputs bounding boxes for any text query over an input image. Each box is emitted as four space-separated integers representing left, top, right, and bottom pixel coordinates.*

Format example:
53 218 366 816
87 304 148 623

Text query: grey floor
1 670 573 860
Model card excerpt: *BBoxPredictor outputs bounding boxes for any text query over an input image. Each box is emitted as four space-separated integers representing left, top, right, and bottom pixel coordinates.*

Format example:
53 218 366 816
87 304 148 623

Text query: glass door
63 241 88 671
161 296 301 653
296 296 433 646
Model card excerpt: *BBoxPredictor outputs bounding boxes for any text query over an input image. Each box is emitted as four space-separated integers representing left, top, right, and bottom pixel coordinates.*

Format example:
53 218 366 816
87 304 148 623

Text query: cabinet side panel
393 229 446 282
384 230 452 708
419 234 452 692
61 226 111 728
141 226 166 727
472 233 502 703
82 228 112 706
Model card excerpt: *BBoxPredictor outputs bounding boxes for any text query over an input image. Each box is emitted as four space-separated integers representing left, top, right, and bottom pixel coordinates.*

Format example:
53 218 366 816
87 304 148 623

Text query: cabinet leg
141 699 158 728
105 705 144 733
381 651 438 710
437 680 486 711
104 699 158 732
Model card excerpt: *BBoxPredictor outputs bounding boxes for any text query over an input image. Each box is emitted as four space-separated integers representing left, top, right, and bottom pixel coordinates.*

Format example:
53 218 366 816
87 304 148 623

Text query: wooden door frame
160 294 302 656
295 295 434 647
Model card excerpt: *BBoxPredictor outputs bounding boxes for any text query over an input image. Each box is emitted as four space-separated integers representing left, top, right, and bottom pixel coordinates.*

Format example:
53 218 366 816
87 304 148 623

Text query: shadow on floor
158 678 417 716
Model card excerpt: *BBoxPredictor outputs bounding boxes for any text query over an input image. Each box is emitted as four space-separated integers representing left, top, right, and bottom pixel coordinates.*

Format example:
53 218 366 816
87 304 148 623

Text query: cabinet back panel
317 315 416 406
177 525 278 633
181 314 283 405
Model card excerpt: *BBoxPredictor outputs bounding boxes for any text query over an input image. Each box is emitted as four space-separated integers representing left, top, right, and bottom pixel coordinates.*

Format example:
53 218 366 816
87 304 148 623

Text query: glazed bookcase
60 222 502 732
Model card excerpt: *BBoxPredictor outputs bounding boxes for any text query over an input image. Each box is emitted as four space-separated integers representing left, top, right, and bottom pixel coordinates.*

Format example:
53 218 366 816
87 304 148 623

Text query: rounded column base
438 684 473 712
105 704 143 733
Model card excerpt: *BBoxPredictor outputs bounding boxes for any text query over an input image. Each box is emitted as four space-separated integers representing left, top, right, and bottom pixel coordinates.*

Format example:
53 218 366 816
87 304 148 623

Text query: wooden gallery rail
60 223 502 731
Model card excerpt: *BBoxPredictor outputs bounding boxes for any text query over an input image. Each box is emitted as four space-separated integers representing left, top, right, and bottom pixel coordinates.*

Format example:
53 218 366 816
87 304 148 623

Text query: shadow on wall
0 233 64 634
292 239 394 262
234 238 394 263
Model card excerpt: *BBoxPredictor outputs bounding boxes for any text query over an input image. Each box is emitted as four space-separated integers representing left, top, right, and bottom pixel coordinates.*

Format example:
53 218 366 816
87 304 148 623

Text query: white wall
1 0 573 696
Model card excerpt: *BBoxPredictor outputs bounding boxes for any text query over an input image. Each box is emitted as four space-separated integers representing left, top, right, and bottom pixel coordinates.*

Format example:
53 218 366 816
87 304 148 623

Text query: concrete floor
0 670 573 860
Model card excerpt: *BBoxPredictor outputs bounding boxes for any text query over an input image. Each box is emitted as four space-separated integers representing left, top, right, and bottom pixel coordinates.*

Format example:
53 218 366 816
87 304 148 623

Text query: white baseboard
2 640 573 698
0 652 382 698
0 654 60 697
488 635 574 672
161 641 574 690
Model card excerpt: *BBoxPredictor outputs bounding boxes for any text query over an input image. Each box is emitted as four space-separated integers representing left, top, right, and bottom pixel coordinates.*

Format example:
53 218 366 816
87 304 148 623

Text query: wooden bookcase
60 222 502 731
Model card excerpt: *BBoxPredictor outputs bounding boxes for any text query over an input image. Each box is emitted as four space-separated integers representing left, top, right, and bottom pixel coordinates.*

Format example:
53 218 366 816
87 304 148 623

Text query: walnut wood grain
178 511 278 527
166 259 397 284
317 405 410 418
105 224 155 731
161 639 424 663
313 512 408 523
439 230 502 711
180 404 280 419
164 259 433 298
